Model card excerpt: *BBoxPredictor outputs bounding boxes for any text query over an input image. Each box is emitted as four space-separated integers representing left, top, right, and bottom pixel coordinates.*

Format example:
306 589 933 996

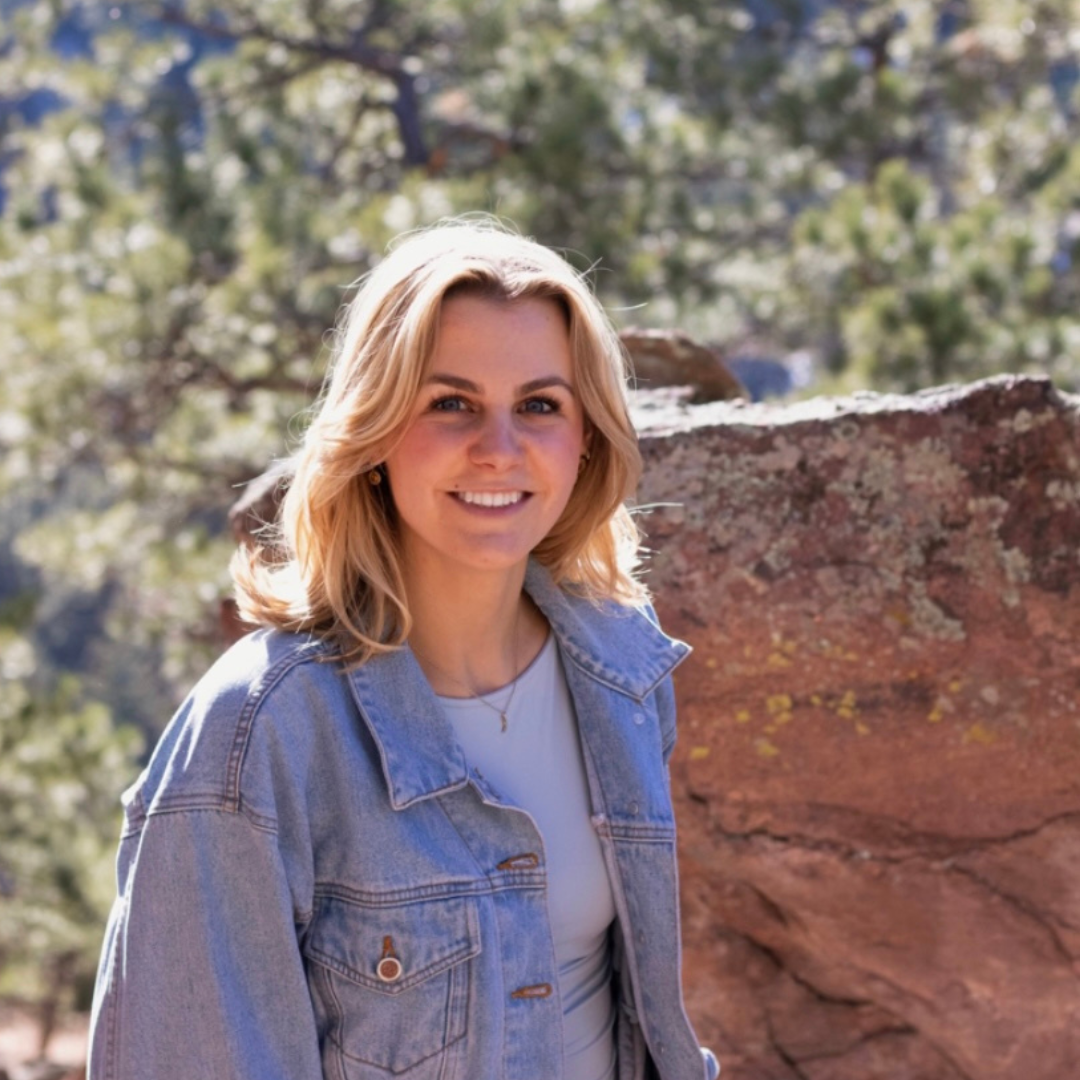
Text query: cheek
539 431 586 491
387 425 447 477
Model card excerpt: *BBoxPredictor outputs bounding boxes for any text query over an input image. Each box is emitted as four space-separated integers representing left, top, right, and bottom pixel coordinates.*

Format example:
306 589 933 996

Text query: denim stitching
442 959 459 1066
455 951 474 1079
336 1026 469 1071
305 899 481 994
103 898 123 1080
557 641 655 700
307 942 478 994
436 787 547 893
224 635 335 812
140 791 230 814
593 820 676 843
610 835 677 848
126 804 280 839
318 961 348 1080
313 876 543 906
524 571 689 698
385 776 473 811
326 953 472 1070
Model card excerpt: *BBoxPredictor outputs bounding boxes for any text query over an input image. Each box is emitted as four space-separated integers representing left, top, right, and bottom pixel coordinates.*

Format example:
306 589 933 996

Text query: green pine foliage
0 635 142 1043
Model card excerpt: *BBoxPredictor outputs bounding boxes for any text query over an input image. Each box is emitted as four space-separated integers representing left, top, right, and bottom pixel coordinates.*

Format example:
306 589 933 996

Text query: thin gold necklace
415 608 522 733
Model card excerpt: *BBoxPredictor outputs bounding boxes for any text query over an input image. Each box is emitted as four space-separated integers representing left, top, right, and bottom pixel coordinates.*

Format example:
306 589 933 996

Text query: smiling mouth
454 491 527 508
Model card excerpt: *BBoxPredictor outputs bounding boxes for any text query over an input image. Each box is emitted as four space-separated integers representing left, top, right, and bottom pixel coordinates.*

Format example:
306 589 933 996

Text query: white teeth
458 491 524 508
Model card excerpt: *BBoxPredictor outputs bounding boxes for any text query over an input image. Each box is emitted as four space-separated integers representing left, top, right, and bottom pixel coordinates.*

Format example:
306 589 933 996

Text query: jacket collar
345 561 690 809
521 561 690 698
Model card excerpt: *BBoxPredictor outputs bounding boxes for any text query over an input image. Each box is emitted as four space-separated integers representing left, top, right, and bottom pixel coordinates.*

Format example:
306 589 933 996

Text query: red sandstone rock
635 374 1080 1080
619 328 745 403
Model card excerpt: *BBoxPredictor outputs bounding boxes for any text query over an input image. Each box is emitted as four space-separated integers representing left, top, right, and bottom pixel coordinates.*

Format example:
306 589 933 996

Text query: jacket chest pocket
305 893 481 1078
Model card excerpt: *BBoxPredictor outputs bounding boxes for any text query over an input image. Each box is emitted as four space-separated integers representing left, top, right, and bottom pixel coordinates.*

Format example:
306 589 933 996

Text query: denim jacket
89 562 719 1080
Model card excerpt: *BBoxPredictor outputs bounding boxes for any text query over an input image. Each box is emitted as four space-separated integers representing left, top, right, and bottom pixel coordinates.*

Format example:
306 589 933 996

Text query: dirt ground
0 1005 87 1078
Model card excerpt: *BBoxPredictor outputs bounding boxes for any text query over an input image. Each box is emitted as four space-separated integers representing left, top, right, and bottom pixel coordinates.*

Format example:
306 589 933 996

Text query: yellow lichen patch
765 693 794 725
927 694 954 723
948 679 963 693
855 722 871 736
821 643 859 661
755 738 780 758
810 694 823 706
735 709 752 724
766 652 792 669
835 690 858 720
689 746 711 761
705 657 718 669
963 723 997 746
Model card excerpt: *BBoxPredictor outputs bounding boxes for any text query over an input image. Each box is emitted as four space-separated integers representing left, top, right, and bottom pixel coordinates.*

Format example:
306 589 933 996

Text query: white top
437 634 617 1080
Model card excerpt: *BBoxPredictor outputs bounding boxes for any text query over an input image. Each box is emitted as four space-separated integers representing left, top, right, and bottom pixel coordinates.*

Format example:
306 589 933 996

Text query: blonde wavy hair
232 218 646 664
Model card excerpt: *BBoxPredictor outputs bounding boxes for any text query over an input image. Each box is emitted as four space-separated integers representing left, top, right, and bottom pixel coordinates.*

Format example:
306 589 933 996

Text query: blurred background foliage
1 0 1079 1047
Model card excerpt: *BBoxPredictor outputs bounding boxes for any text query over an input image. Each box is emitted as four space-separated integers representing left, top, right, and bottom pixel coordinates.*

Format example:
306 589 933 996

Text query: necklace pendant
500 712 508 733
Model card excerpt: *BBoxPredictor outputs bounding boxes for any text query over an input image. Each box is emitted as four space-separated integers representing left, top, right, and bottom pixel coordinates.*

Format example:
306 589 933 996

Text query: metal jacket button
497 852 541 870
376 936 403 983
377 957 402 982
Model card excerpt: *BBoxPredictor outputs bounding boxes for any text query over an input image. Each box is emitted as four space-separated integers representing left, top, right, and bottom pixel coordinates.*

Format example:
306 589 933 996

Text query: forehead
429 294 575 381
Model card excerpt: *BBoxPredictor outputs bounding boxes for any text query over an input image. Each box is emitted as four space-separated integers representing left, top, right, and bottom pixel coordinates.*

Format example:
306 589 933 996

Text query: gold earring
578 452 590 475
368 468 383 486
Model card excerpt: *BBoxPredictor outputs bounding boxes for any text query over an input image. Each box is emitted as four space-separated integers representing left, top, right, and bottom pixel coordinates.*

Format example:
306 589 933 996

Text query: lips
454 491 526 508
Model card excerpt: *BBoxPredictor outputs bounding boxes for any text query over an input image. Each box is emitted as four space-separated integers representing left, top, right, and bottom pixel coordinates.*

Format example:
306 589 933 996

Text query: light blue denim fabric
88 562 719 1080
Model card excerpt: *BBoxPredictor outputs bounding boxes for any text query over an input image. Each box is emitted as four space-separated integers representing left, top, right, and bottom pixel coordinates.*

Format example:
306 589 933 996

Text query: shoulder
126 629 351 829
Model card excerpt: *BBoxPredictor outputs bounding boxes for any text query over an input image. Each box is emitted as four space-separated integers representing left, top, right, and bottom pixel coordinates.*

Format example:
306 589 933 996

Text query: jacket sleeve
88 802 322 1080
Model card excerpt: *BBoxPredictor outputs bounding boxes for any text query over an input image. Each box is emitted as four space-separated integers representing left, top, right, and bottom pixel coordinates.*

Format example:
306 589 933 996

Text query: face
383 294 587 586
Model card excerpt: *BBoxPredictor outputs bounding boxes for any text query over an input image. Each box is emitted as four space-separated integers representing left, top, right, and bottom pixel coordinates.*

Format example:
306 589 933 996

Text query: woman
88 220 719 1080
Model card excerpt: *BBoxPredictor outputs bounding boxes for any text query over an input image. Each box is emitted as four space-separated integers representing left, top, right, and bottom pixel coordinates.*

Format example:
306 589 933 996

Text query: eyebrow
426 373 576 395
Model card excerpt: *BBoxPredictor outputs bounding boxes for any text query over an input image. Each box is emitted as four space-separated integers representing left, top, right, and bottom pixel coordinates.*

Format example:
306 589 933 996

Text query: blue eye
521 396 560 414
430 395 468 412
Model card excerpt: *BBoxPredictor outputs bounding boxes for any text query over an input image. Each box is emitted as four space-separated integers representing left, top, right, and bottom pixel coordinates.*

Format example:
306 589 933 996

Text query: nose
469 410 522 468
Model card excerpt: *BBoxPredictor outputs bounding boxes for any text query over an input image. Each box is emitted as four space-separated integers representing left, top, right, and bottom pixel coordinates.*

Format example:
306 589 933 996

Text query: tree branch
157 6 430 164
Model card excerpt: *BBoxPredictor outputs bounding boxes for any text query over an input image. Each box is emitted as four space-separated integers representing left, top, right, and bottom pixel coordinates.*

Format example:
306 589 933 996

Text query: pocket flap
305 893 480 996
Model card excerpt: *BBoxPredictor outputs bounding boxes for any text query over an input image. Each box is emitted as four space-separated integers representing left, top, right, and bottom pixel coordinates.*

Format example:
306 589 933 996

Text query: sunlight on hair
232 216 646 665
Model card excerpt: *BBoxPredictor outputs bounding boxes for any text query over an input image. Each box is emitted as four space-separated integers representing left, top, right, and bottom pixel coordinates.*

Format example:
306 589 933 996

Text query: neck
402 559 547 697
